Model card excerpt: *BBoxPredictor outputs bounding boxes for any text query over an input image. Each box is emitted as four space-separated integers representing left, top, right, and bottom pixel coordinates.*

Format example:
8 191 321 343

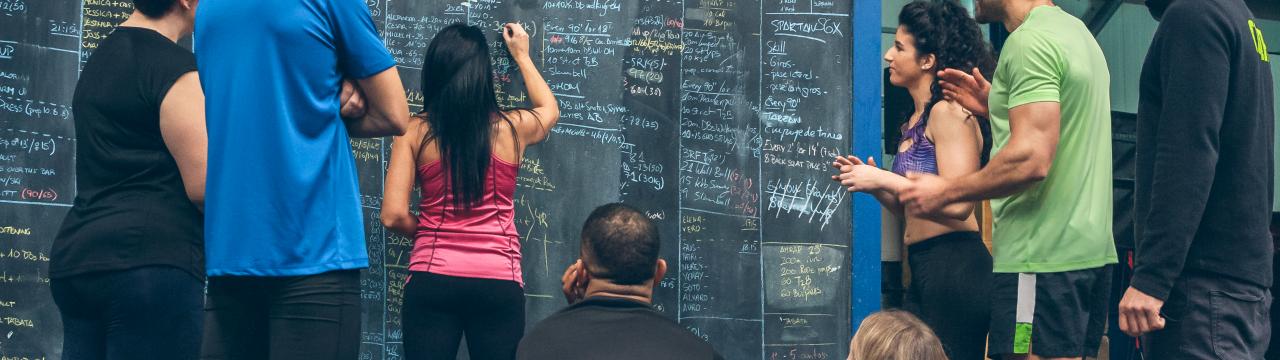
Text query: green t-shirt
987 6 1117 273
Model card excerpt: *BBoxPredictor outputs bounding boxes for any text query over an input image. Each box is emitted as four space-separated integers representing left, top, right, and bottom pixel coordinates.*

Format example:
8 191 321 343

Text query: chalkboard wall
0 0 862 359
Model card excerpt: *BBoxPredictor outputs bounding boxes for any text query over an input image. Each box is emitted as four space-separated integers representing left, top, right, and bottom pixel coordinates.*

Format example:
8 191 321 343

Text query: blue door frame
851 0 884 330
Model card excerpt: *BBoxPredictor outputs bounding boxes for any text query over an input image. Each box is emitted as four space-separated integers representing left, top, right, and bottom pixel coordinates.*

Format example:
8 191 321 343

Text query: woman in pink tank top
380 23 559 360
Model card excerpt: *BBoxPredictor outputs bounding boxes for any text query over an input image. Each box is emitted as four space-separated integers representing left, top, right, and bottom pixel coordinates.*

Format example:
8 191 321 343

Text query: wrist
1129 269 1173 301
938 178 959 204
865 170 890 191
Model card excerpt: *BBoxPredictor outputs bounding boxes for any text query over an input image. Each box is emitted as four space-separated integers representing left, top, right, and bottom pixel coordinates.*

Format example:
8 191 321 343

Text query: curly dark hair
898 0 996 164
898 0 996 106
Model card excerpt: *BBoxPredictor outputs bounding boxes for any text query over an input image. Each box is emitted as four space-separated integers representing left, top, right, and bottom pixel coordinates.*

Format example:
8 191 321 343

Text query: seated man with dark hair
517 203 723 360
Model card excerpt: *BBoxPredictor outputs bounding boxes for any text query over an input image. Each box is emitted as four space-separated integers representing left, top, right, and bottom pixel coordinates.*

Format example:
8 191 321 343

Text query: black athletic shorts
988 265 1113 359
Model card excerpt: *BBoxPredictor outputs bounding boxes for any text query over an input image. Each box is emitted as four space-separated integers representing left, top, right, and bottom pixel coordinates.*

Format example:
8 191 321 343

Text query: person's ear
653 259 668 284
921 54 937 71
576 262 591 288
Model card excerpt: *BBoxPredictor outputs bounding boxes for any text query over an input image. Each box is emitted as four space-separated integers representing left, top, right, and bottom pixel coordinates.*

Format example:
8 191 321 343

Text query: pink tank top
411 154 522 286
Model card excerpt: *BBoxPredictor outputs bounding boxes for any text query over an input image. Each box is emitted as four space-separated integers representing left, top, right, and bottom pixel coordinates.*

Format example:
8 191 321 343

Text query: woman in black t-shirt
50 0 207 358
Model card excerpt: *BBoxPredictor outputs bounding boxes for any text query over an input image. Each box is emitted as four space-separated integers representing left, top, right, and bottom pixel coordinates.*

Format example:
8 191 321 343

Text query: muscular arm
345 67 410 138
942 102 1059 203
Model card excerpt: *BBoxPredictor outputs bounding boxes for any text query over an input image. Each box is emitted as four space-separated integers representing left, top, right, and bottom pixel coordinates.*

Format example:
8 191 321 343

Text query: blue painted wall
852 0 883 329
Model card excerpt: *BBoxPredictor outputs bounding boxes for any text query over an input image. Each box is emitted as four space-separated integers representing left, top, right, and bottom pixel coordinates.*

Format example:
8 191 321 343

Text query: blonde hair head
849 310 948 360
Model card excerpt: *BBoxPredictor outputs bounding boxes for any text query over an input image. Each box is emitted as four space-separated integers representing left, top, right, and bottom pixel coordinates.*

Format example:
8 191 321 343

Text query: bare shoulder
406 114 431 137
929 100 978 128
501 108 540 127
925 100 982 146
398 115 430 151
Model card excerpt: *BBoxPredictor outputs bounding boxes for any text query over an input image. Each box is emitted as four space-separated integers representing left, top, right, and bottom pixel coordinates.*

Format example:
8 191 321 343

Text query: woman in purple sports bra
832 2 994 359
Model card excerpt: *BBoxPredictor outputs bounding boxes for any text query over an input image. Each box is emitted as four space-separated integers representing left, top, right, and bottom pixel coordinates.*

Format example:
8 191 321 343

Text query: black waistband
907 231 982 254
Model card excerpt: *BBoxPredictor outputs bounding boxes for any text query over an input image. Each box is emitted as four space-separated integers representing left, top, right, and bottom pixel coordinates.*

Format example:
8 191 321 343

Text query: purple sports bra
891 107 939 176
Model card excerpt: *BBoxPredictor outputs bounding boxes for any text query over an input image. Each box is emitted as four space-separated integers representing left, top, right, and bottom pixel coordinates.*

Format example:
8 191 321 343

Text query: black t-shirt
517 296 724 360
51 27 203 280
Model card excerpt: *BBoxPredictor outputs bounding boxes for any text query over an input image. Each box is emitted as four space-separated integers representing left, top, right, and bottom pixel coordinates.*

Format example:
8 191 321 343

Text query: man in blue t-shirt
194 0 408 358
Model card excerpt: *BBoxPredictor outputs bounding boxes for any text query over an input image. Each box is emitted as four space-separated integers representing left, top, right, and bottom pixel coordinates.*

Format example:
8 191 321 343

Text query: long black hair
418 23 523 209
898 0 996 164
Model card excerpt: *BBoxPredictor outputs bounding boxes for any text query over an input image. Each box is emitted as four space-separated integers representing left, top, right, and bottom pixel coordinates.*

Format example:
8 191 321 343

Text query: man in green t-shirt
898 0 1118 359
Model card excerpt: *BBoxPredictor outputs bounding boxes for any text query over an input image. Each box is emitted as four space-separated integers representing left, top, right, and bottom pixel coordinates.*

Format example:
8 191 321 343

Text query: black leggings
403 272 525 360
200 270 361 360
51 265 204 360
904 232 993 360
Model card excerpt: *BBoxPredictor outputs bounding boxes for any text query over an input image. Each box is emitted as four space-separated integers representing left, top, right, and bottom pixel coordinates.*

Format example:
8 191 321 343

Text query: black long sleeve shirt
1132 0 1274 301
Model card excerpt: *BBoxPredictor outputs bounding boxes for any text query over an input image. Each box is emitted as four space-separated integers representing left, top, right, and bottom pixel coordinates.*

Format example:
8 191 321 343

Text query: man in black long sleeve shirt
1119 0 1275 357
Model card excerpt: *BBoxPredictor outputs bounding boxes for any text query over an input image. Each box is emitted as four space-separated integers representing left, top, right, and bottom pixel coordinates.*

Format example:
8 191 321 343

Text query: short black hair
133 0 176 18
580 203 660 286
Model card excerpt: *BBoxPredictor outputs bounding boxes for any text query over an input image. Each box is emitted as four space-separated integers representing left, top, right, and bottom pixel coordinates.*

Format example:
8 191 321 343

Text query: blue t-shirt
195 0 395 276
